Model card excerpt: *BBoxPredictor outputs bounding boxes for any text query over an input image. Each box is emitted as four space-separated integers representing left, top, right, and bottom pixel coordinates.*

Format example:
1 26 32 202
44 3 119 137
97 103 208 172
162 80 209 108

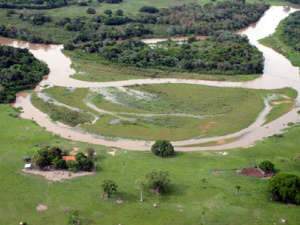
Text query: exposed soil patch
271 100 292 105
36 204 48 212
22 169 95 182
201 121 217 133
239 167 273 178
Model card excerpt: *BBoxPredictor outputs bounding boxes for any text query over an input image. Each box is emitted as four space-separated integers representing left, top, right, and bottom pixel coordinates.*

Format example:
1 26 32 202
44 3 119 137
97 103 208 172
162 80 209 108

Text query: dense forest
0 46 49 103
0 0 268 75
152 1 269 35
0 0 124 9
281 11 300 51
0 1 269 46
101 32 264 74
61 1 268 50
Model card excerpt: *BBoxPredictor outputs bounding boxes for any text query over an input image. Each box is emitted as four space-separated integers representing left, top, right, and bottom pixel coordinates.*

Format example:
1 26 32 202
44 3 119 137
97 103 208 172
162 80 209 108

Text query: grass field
31 85 296 141
1 104 300 225
260 16 300 67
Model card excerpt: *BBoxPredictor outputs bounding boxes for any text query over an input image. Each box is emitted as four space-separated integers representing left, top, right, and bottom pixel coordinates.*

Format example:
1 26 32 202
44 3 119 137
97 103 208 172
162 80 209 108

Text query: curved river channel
1 6 299 151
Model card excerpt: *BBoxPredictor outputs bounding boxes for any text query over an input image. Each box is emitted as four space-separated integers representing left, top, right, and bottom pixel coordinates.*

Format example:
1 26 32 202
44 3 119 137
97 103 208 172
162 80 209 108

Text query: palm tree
135 179 145 202
235 185 241 194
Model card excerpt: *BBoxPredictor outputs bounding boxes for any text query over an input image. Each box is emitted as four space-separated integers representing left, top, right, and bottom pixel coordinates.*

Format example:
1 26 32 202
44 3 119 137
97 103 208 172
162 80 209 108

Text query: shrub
67 160 80 172
53 158 67 170
145 171 171 194
68 210 82 225
32 149 52 169
104 16 129 25
86 7 96 14
104 0 122 3
139 6 159 14
102 180 118 198
268 173 300 205
151 140 175 157
77 0 89 6
259 160 275 173
75 152 95 171
32 146 63 169
115 9 124 16
104 9 112 16
86 147 96 159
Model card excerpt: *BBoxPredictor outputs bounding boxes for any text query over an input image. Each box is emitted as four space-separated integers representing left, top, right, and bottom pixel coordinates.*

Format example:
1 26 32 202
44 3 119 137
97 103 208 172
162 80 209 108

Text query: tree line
100 32 264 75
0 46 49 103
0 24 52 43
0 0 73 9
138 1 269 36
281 11 300 51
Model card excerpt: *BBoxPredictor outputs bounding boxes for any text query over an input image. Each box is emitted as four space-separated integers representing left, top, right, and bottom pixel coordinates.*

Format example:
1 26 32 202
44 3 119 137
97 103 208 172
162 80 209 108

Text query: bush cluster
269 173 300 205
32 146 95 172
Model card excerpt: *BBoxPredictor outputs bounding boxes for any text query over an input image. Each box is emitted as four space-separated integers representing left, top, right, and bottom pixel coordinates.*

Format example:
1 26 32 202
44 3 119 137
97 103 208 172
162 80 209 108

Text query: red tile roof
63 156 76 161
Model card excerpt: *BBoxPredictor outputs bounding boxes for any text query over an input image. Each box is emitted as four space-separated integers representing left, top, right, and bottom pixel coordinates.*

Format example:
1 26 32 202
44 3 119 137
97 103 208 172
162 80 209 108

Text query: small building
24 163 32 169
63 155 76 161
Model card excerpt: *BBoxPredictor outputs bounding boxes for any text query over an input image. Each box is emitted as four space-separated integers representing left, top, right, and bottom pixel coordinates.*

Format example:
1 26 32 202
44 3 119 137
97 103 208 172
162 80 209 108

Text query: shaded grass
0 104 300 225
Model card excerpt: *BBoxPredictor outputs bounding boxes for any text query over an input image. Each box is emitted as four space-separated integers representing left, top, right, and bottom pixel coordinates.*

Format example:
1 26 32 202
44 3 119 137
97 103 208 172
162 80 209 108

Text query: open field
1 104 300 225
31 85 296 141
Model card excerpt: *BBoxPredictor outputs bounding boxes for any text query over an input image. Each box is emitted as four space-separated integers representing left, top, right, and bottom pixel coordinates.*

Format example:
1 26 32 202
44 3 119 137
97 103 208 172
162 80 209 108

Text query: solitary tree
86 147 96 159
104 9 113 17
135 179 146 202
235 185 241 194
145 171 171 194
269 173 300 205
259 160 276 174
115 9 124 16
102 180 118 198
151 140 175 157
86 8 96 14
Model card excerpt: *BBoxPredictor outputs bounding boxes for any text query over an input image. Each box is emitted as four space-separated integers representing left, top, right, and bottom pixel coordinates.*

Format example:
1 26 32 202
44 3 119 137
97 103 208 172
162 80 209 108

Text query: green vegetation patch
31 93 94 127
260 11 300 67
101 33 264 75
36 85 296 141
0 46 49 103
66 50 259 82
0 104 300 225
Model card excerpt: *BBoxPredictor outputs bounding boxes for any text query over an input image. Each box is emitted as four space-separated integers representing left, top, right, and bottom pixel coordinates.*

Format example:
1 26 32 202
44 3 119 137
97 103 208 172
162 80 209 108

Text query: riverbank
260 12 300 67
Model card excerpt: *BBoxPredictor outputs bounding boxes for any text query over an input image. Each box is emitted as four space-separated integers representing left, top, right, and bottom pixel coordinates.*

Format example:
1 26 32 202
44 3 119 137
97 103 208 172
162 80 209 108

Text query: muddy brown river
1 6 299 151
